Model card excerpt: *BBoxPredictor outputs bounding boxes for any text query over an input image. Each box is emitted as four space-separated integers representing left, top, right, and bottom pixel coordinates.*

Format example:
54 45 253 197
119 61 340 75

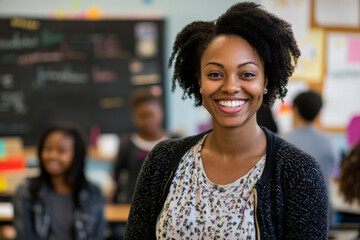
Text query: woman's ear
264 77 268 89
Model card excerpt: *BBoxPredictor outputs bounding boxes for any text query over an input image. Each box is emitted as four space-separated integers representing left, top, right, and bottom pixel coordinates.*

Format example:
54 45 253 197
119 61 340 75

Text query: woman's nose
221 75 241 93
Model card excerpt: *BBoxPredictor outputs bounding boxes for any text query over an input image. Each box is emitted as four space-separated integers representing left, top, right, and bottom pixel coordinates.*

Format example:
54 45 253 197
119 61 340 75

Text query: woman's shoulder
264 128 322 180
273 136 325 189
277 136 318 168
263 127 316 167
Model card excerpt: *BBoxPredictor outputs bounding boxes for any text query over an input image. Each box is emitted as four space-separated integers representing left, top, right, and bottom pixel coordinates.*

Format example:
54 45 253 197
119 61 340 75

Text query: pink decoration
347 115 360 147
348 38 360 63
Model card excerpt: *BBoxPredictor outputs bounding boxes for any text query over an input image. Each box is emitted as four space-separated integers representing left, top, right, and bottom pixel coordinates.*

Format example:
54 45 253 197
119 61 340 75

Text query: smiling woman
125 2 328 240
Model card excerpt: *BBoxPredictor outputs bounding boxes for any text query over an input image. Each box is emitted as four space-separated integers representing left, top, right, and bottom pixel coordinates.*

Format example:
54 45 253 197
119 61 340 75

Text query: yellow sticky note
87 6 101 20
0 176 7 192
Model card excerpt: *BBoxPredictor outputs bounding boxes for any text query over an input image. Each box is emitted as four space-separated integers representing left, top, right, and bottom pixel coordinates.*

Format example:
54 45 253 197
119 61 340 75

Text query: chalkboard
0 18 165 145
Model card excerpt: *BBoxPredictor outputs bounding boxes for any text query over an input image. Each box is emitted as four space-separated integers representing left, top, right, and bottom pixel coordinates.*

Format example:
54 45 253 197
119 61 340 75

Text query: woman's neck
207 117 266 160
50 175 72 194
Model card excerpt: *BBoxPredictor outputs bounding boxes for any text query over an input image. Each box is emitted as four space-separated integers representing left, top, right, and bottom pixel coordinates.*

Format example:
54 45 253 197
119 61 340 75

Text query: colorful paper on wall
292 28 324 83
0 140 5 159
321 76 360 128
0 176 7 192
327 32 360 74
348 38 360 63
315 0 360 27
261 0 310 39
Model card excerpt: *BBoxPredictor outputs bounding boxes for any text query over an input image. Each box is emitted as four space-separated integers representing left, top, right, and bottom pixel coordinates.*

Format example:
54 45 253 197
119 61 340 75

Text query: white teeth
218 100 245 108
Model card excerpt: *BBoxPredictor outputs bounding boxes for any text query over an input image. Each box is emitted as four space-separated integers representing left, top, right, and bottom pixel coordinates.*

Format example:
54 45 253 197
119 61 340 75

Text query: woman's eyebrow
205 62 224 68
237 62 258 68
205 61 258 68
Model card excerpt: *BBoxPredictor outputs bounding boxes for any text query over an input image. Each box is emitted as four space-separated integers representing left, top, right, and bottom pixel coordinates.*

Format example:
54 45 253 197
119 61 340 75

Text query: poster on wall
320 32 360 128
315 0 360 28
261 0 310 39
321 76 360 127
291 28 325 83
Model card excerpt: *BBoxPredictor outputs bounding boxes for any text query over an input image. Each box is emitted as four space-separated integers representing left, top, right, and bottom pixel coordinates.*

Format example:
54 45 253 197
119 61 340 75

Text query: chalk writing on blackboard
0 74 14 89
0 91 27 114
36 65 89 87
0 33 39 50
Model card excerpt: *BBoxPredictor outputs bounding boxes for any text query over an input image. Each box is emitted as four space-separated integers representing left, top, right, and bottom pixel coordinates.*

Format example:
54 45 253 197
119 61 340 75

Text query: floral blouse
156 135 266 240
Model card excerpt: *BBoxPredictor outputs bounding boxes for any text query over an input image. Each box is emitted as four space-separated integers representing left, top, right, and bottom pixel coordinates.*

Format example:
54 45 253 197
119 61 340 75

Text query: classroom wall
0 0 258 136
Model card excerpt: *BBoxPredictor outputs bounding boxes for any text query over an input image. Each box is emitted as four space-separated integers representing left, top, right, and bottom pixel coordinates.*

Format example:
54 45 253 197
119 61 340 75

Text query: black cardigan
124 128 328 239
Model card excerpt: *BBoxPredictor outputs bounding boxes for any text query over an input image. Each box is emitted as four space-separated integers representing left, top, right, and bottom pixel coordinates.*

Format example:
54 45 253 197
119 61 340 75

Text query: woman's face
41 131 74 177
199 35 266 129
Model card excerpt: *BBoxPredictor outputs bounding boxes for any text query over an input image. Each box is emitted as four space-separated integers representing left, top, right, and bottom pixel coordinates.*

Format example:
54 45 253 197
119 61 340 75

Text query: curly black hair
169 2 301 107
339 140 360 204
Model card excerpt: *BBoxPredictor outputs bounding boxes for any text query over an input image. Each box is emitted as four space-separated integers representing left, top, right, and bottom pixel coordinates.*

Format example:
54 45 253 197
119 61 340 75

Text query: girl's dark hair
169 2 301 107
29 124 88 206
130 87 161 109
339 140 360 204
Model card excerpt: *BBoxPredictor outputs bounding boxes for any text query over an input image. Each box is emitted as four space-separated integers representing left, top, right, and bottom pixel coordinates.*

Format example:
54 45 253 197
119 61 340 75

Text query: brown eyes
242 73 255 78
207 72 222 78
206 72 255 79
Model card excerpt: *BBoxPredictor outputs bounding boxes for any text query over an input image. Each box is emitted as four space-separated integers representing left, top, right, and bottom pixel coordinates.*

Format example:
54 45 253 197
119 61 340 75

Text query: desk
105 204 131 222
0 203 130 223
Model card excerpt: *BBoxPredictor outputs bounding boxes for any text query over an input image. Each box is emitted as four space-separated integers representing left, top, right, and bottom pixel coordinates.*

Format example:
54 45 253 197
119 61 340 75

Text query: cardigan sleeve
283 160 329 239
124 148 160 240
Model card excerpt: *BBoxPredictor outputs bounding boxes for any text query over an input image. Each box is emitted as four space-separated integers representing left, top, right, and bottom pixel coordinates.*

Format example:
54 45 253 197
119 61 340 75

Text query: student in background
283 90 338 226
338 140 360 238
13 124 105 240
339 139 360 204
284 91 338 184
125 2 328 239
112 87 178 204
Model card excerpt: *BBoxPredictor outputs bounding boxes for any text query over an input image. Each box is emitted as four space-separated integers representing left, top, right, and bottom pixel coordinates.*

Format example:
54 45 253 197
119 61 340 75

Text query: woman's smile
216 99 248 114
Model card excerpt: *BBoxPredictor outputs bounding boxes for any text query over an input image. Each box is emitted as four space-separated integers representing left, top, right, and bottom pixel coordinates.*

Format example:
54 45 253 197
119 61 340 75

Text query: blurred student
283 90 338 225
338 140 360 238
112 87 178 204
13 124 106 240
339 139 360 204
284 91 338 186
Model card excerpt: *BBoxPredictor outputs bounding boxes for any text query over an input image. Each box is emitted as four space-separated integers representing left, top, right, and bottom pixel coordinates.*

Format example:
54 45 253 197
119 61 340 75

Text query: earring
200 88 202 94
263 88 268 94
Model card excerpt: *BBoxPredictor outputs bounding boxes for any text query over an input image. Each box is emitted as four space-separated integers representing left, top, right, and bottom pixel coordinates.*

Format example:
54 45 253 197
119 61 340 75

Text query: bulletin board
0 18 165 145
293 0 360 132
